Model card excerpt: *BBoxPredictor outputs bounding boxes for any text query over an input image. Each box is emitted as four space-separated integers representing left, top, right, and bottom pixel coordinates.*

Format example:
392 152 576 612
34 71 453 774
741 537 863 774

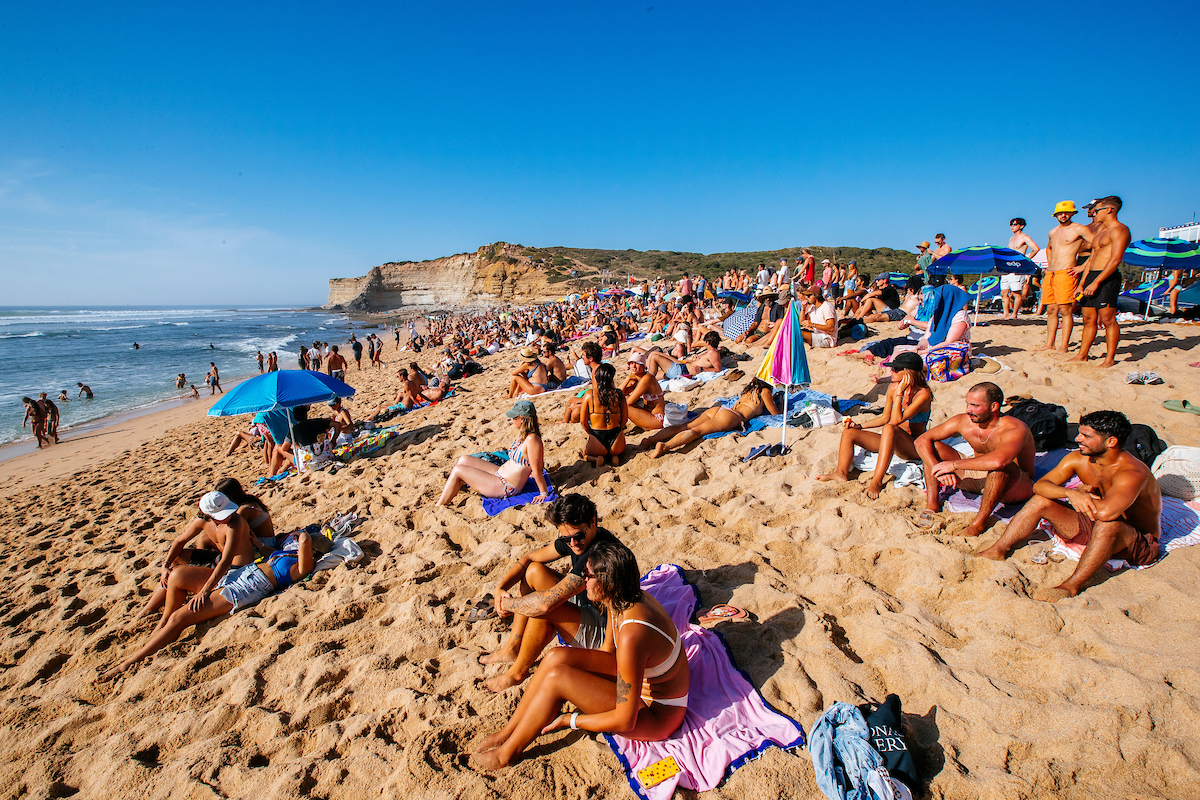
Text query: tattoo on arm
615 673 631 706
507 574 584 616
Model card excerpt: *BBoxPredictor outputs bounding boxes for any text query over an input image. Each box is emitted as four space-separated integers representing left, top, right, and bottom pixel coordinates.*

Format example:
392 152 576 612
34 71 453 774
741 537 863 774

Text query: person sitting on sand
642 376 780 459
437 400 550 505
694 297 737 339
470 540 688 770
479 494 623 692
268 404 333 474
739 287 785 345
848 274 903 321
224 415 271 459
541 342 568 389
632 330 724 382
622 351 667 430
816 352 933 498
799 286 838 348
914 382 1035 537
327 398 355 445
101 528 314 681
976 411 1162 602
580 363 627 467
508 348 550 398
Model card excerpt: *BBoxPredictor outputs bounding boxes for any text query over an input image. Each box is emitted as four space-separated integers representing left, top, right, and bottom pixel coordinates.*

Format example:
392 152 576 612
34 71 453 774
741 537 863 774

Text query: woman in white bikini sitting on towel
471 540 688 770
436 400 550 506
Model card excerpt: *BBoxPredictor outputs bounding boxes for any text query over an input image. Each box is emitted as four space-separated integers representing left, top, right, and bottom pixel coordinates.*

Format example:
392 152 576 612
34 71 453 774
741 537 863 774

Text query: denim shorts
217 563 274 613
665 362 686 380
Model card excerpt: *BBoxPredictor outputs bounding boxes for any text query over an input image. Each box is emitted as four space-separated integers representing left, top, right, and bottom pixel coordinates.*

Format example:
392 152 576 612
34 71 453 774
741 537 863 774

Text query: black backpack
1006 400 1068 451
1125 423 1167 467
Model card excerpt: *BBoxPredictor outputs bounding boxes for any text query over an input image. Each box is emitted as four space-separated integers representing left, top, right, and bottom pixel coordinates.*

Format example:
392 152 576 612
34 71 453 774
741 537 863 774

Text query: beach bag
924 341 971 383
663 402 689 427
859 694 919 795
1006 400 1068 451
1151 446 1200 501
1125 424 1167 468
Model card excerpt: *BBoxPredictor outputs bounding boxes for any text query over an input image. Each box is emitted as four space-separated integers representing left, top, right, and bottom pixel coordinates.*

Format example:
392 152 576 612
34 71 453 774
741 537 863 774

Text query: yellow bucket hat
1053 200 1077 216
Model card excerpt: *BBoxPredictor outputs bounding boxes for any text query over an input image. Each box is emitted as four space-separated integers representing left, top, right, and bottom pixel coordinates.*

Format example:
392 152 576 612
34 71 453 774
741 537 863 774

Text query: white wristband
569 712 579 730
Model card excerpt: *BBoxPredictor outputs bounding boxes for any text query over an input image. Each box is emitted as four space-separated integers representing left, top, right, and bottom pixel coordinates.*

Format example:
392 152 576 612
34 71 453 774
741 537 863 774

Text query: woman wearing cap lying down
437 400 550 506
98 493 314 681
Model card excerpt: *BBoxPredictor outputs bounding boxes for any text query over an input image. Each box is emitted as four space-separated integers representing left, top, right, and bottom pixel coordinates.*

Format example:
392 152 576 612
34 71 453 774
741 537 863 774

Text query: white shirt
809 300 837 331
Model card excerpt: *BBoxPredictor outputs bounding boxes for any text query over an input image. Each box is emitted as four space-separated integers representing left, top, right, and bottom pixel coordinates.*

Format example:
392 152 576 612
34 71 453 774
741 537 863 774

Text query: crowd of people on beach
89 194 1180 777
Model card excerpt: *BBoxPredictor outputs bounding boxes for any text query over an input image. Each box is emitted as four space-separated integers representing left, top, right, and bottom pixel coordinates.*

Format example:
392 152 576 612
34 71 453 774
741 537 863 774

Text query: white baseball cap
199 491 239 520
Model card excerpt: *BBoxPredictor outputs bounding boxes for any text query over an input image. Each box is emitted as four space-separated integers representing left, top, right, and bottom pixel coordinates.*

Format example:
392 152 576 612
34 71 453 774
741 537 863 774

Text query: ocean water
0 306 367 446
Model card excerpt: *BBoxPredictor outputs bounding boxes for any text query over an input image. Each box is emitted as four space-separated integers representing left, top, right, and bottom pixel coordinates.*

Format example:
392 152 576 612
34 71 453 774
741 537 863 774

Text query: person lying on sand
132 491 259 626
471 540 688 770
437 400 550 505
479 494 623 691
641 376 779 459
914 382 1036 537
622 351 666 431
976 411 1162 601
816 352 932 499
100 529 314 681
580 363 627 467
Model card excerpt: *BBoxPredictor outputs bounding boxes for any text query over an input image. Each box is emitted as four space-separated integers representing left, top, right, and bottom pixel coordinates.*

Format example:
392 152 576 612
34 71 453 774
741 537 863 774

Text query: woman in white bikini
437 400 550 506
471 540 688 770
622 352 667 430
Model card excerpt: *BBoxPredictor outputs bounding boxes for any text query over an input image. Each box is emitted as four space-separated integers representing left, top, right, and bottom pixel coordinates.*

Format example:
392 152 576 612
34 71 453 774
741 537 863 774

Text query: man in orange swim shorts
1037 201 1093 353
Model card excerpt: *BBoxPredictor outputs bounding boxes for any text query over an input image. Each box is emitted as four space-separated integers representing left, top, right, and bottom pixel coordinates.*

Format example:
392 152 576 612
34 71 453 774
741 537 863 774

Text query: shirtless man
327 397 355 442
479 494 623 691
932 233 951 261
326 345 348 381
1070 196 1130 368
976 411 1161 602
21 397 50 448
208 362 222 394
635 330 724 381
622 351 667 430
914 382 1036 537
1002 218 1041 318
256 350 264 373
77 382 94 399
1037 201 1093 352
541 342 568 389
38 393 61 443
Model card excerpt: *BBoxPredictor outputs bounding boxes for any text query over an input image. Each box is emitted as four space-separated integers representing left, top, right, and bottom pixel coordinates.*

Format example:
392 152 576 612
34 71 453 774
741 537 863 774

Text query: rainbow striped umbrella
1123 238 1200 311
755 299 811 450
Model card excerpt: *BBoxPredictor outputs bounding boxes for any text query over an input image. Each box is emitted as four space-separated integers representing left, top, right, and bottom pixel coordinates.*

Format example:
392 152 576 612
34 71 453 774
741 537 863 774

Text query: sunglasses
558 531 588 545
584 568 598 579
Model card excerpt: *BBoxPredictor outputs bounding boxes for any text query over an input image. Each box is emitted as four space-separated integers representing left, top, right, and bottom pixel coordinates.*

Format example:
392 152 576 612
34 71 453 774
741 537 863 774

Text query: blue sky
2 0 1196 305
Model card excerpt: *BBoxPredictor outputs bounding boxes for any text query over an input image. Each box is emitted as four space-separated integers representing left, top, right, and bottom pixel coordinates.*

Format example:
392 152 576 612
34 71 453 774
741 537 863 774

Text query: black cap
889 352 924 372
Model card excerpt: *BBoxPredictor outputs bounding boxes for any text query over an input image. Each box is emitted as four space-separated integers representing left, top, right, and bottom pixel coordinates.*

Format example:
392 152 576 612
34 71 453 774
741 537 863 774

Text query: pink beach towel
603 564 805 800
1040 488 1200 570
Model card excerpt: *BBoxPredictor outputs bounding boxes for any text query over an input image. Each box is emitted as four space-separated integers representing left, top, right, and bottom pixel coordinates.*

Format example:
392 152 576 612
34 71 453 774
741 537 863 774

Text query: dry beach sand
2 314 1199 800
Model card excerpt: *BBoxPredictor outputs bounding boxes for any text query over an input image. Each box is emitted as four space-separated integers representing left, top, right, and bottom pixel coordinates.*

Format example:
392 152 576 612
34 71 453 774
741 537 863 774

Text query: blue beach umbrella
1122 238 1200 311
928 246 1037 322
886 271 910 288
209 370 356 469
208 370 355 417
717 290 751 306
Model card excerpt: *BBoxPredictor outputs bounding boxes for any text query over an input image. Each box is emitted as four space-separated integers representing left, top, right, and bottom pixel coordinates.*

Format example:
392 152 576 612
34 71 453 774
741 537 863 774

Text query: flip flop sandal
916 511 936 530
1189 362 1200 368
1163 400 1200 415
1124 372 1144 385
1142 372 1164 385
698 604 748 624
724 369 745 381
466 594 496 621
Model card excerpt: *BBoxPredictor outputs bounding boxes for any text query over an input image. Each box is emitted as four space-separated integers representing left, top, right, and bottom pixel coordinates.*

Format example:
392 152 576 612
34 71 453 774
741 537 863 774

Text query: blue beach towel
481 472 559 517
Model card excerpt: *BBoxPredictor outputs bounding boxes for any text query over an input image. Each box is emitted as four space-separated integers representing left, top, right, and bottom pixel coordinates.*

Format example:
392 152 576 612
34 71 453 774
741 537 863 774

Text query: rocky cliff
326 243 561 315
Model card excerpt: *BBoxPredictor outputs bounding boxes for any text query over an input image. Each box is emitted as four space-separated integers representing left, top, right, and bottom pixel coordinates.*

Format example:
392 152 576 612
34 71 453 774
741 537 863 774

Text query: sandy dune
2 315 1199 800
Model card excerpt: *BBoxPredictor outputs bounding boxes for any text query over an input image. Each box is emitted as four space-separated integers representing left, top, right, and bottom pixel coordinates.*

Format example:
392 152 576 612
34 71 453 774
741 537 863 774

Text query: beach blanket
481 472 559 516
373 389 456 422
664 370 728 393
604 564 805 800
332 429 401 462
940 446 1072 509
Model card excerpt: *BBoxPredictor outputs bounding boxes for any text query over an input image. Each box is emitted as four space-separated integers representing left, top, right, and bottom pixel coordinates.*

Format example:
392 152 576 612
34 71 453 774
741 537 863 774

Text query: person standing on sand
256 351 264 373
208 362 223 394
350 335 363 370
1002 218 1040 318
479 494 625 692
932 233 951 261
976 411 1161 602
1070 196 1130 368
77 382 93 399
1037 201 1093 352
914 382 1036 537
915 241 934 274
326 345 348 381
37 393 61 444
22 397 50 448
